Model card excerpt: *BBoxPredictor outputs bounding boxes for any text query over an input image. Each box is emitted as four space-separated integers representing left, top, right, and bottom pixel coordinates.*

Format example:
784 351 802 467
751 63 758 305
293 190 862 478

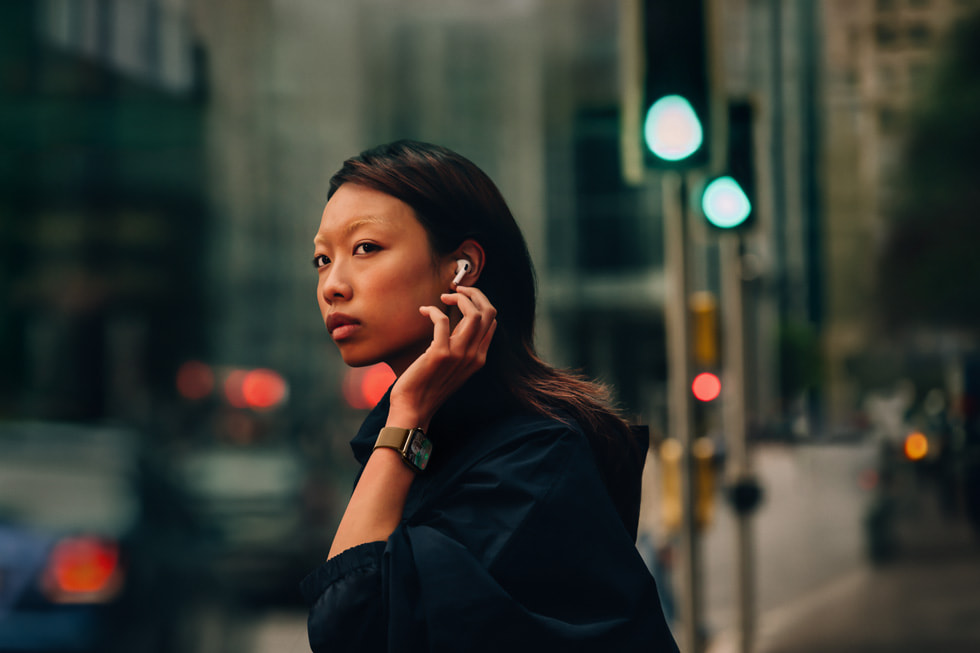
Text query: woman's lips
330 323 359 340
326 314 360 341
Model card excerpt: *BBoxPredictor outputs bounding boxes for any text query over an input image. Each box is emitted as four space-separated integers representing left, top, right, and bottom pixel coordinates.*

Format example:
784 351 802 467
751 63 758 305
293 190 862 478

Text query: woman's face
314 183 452 376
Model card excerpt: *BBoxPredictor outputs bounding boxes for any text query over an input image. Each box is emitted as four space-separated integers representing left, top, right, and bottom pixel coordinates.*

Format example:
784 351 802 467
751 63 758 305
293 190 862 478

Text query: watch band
374 426 432 472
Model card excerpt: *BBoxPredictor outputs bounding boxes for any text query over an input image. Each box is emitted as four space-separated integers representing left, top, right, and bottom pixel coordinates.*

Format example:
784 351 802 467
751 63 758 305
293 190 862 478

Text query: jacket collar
350 388 392 467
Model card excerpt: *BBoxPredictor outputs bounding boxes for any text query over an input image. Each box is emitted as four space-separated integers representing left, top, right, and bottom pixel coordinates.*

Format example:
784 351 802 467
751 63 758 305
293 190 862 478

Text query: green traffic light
701 176 751 229
643 95 704 162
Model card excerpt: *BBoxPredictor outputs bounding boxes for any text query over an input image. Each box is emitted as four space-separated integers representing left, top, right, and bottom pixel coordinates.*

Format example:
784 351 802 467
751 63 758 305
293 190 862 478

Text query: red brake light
42 536 124 604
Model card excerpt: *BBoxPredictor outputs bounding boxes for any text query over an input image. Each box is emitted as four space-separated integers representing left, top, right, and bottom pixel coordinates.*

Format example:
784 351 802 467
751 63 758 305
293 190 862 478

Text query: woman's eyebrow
343 215 391 237
313 215 392 246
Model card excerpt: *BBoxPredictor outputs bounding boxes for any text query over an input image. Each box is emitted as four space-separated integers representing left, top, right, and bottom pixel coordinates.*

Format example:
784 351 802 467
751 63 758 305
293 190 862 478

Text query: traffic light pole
720 234 760 653
662 171 703 653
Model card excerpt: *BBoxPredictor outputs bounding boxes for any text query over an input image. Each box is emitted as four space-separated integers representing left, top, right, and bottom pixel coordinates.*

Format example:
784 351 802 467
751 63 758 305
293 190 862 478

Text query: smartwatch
374 427 432 472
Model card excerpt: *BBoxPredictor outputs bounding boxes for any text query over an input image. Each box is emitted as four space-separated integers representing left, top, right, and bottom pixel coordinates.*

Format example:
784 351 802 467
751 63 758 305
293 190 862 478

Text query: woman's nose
320 265 352 304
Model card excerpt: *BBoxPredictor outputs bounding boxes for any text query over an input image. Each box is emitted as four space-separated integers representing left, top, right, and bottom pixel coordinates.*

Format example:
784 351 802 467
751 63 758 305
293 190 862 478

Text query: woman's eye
354 242 380 255
312 254 330 269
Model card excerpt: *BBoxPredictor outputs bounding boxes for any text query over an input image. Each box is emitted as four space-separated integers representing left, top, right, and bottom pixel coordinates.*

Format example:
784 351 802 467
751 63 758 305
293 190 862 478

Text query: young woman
302 140 678 652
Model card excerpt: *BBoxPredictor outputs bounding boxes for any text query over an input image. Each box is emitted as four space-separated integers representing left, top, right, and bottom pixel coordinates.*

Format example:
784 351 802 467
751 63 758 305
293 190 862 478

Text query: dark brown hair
328 141 643 523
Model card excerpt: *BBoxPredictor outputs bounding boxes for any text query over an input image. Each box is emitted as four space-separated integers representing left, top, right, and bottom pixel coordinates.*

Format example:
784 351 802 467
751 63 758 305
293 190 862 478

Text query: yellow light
904 432 929 461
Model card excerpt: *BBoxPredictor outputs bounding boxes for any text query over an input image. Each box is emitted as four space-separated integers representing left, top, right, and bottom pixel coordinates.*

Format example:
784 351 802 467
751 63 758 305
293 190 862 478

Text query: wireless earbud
452 259 471 286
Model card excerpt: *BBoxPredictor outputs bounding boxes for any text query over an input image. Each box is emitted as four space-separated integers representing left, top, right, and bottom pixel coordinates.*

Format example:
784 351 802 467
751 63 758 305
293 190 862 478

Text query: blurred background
2 0 979 651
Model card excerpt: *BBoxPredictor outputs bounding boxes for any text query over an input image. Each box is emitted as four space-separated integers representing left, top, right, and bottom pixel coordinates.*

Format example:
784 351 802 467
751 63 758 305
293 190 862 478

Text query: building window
569 109 659 273
906 22 932 48
874 22 899 47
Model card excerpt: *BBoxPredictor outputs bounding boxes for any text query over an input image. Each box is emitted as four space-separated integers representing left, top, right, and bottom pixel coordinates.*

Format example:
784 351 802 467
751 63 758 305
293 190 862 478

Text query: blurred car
0 421 209 653
173 443 332 605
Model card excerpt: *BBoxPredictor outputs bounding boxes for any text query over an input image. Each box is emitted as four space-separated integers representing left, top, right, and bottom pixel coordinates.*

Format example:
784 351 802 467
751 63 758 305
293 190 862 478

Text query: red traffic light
223 368 288 410
242 369 289 409
692 372 721 402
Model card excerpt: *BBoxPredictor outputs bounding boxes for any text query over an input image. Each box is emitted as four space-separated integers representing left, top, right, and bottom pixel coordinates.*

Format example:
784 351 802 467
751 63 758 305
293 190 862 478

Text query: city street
705 441 980 653
702 440 877 637
749 502 980 653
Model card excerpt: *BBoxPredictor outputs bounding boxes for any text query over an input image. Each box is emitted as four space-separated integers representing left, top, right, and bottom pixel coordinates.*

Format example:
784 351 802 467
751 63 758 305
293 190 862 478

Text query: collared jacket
301 391 679 652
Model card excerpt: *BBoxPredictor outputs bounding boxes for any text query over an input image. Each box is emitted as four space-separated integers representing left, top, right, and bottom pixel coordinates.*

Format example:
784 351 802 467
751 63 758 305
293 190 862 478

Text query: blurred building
819 0 980 428
0 0 824 443
9 0 977 445
0 0 209 424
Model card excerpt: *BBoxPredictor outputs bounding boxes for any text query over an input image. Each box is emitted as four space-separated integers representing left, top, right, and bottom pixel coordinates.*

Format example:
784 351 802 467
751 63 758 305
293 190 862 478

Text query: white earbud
452 259 471 286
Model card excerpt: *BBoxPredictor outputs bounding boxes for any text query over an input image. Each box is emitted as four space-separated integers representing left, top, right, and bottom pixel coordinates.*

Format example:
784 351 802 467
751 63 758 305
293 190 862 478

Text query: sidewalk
712 494 980 653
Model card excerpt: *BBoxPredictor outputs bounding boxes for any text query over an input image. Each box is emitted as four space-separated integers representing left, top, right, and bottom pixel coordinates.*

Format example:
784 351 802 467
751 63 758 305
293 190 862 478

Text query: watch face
406 431 432 471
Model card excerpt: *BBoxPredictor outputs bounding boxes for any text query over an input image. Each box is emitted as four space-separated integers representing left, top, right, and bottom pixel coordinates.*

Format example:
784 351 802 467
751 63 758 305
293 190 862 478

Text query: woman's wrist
385 405 431 432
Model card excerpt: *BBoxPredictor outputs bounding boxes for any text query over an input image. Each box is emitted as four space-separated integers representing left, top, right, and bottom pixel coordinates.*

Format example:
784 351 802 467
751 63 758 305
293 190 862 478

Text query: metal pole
663 171 702 653
721 234 756 653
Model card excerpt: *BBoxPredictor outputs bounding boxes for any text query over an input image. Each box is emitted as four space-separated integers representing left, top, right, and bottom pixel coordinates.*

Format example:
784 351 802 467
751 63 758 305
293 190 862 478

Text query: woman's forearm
327 443 416 560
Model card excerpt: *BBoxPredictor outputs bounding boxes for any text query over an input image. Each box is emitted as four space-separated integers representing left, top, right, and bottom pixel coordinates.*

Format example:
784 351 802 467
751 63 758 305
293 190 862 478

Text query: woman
302 140 678 652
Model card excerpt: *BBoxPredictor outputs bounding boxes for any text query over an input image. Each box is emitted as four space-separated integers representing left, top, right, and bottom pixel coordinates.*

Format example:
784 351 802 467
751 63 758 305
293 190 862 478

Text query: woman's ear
448 239 486 287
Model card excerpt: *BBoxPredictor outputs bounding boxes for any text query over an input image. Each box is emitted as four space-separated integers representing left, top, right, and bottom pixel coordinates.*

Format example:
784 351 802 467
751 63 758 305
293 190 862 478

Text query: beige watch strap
375 426 412 451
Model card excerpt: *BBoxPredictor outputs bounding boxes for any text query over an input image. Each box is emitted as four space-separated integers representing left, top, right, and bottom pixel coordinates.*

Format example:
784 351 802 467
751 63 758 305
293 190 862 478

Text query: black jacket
301 393 679 652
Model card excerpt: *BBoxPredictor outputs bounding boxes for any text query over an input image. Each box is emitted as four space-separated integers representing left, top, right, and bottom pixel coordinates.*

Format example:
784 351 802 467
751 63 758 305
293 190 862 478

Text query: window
874 22 899 47
906 22 932 48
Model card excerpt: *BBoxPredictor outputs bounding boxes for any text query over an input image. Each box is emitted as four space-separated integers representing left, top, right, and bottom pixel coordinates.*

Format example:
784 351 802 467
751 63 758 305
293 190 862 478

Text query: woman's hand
387 285 497 430
327 285 495 559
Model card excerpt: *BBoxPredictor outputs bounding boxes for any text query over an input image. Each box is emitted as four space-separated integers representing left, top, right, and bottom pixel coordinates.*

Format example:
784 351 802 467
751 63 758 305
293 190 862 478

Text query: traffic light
690 291 719 368
222 367 289 410
701 101 756 230
692 372 722 402
701 176 751 229
641 0 712 169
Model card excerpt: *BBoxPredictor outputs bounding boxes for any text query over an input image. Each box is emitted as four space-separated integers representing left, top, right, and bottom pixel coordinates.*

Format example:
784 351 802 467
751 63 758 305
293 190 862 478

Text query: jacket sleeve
302 421 678 653
300 541 388 652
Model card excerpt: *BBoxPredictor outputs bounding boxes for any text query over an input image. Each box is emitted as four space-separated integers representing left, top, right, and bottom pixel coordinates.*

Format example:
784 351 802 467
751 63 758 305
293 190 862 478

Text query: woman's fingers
449 285 497 319
443 286 496 334
441 291 495 361
421 285 497 364
419 305 451 352
390 289 497 427
474 318 497 367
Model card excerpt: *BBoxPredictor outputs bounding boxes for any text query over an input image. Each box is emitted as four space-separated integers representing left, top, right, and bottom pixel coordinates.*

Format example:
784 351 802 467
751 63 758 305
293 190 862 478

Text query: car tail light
41 535 125 604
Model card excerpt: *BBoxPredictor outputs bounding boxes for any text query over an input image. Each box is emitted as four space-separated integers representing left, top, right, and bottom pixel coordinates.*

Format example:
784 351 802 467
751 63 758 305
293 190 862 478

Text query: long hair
327 141 643 521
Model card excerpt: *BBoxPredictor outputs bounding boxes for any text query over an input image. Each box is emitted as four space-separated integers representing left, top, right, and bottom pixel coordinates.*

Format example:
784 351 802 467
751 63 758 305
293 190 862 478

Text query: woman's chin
341 354 383 369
